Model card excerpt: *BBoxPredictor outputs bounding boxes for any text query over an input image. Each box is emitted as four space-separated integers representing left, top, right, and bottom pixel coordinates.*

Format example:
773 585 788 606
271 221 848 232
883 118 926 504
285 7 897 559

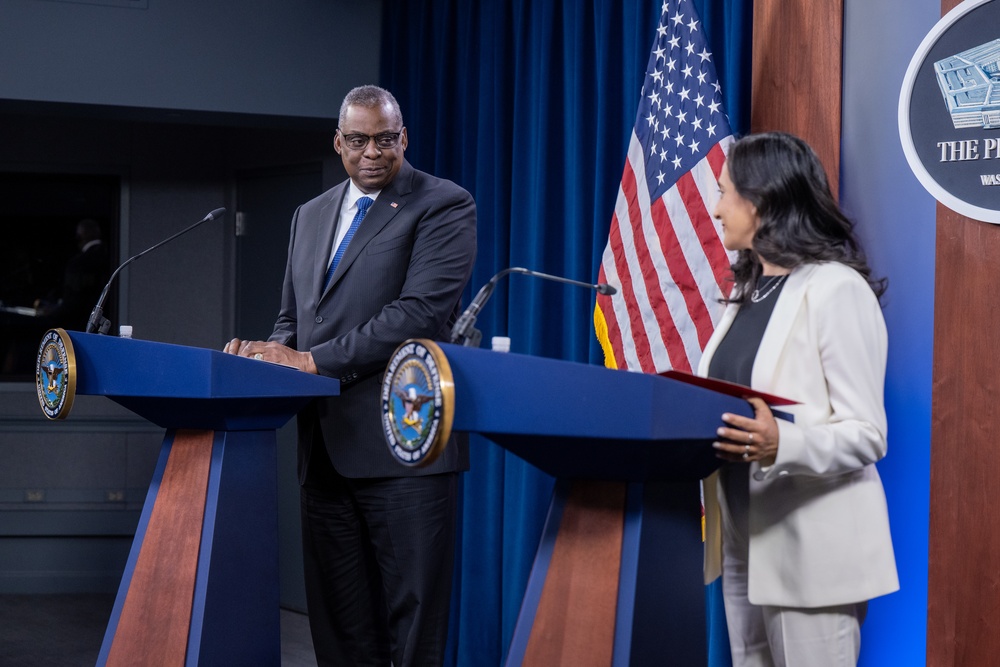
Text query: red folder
660 370 798 406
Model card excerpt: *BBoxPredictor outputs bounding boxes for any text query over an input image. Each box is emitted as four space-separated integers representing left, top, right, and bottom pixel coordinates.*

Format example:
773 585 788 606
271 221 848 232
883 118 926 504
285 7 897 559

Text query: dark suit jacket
270 160 477 480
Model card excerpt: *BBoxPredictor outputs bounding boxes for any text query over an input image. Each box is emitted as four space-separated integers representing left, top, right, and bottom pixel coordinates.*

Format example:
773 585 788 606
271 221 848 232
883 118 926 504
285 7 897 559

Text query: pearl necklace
750 274 788 303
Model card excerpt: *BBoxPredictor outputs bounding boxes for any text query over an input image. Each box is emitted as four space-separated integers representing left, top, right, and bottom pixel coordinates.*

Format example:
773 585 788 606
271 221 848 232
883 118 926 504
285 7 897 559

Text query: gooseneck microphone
85 207 227 334
449 266 617 348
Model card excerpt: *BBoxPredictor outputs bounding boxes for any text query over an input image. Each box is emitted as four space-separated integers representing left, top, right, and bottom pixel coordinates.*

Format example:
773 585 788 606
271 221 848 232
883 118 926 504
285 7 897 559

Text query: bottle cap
491 336 511 353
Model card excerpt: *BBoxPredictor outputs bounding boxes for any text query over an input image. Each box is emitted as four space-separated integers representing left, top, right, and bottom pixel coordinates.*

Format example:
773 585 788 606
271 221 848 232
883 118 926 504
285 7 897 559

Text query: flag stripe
684 148 734 295
606 208 656 373
649 191 715 354
621 155 690 372
601 192 645 371
707 141 728 179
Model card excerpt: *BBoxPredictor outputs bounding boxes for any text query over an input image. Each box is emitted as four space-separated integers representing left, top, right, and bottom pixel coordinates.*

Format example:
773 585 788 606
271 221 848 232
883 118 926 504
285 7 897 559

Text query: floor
0 594 318 666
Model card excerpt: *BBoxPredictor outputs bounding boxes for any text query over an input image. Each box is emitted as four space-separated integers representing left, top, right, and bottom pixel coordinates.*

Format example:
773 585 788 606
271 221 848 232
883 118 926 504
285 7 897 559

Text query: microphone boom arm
86 207 226 334
448 266 616 347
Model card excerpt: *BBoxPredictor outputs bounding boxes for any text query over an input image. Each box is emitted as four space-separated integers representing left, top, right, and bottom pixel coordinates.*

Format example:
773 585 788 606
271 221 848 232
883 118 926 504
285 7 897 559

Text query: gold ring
253 353 263 360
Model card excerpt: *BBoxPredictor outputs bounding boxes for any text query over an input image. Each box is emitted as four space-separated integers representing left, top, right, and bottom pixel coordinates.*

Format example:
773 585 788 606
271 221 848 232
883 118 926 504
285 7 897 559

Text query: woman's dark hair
724 132 886 302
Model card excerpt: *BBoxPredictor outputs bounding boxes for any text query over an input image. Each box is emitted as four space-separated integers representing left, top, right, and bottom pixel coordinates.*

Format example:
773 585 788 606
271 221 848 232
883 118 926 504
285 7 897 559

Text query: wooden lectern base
507 479 706 667
106 430 213 665
98 429 281 666
523 481 626 666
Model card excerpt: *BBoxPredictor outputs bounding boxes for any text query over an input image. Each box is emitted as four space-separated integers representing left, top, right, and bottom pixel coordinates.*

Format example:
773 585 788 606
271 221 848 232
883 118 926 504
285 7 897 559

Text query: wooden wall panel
751 0 842 195
928 205 1000 665
927 1 1000 656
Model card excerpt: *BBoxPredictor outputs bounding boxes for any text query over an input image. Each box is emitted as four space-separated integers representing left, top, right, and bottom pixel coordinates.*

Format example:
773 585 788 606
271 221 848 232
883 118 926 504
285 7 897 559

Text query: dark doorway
0 172 119 381
235 166 323 339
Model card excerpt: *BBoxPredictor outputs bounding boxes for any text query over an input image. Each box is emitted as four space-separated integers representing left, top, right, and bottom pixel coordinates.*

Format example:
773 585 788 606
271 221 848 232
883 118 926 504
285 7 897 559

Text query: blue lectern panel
442 343 752 440
66 332 339 430
189 430 280 666
625 482 706 666
440 344 753 482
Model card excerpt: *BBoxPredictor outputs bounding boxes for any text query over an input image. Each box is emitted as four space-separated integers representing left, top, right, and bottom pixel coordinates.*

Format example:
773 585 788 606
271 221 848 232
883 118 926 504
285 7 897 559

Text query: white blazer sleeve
762 267 888 478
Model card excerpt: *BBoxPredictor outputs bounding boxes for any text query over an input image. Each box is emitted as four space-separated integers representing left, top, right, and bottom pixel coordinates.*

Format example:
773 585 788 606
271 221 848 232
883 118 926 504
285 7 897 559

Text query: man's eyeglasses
338 129 404 151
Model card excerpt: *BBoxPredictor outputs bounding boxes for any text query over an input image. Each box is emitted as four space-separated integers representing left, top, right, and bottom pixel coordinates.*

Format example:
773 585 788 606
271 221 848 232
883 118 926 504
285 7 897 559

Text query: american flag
595 0 734 374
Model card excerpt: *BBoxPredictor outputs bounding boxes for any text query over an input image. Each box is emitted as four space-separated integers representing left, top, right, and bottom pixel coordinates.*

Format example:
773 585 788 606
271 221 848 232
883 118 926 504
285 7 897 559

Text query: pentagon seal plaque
381 339 454 467
36 328 77 420
899 0 1000 223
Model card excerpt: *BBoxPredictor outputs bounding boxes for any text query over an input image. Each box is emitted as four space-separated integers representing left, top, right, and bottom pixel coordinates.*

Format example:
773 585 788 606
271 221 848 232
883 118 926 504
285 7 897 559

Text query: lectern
49 332 339 667
436 343 758 667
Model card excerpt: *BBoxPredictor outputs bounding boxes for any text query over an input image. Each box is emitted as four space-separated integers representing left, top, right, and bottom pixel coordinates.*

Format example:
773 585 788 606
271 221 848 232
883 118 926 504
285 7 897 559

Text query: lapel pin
390 202 398 208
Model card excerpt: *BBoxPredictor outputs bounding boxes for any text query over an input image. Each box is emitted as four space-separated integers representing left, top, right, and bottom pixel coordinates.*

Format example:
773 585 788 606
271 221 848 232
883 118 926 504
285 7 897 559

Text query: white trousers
719 475 866 667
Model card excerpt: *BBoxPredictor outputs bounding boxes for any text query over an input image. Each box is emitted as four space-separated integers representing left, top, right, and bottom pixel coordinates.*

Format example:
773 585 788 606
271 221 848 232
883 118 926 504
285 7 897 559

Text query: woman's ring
254 353 263 360
742 451 749 461
744 444 750 454
748 433 754 443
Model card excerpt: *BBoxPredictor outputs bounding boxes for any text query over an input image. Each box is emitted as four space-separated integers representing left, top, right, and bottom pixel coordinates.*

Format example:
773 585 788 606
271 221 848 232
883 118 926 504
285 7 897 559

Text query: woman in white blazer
699 132 898 667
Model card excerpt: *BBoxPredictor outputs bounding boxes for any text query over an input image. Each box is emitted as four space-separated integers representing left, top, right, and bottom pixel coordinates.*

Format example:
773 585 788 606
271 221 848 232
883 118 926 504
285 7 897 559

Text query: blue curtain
381 1 750 664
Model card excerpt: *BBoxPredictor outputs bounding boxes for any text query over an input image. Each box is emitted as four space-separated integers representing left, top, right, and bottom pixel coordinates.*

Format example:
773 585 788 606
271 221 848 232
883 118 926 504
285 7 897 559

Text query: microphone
449 267 617 347
85 207 227 334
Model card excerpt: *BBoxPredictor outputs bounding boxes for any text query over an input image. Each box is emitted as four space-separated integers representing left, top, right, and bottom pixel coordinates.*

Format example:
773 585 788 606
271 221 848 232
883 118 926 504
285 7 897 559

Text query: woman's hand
713 397 780 466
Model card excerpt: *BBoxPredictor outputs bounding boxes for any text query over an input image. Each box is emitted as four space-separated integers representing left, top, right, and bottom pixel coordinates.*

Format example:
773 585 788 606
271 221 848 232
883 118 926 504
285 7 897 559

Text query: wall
0 390 161 592
0 0 378 120
841 0 939 662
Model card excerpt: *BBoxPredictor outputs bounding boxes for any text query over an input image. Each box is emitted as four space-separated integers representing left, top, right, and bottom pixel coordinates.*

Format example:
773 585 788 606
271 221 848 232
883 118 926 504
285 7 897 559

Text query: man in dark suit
225 85 477 666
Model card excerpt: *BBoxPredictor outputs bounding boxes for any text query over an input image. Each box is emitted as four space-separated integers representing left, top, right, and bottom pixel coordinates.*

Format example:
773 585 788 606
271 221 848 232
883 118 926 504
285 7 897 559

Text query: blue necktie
323 196 373 290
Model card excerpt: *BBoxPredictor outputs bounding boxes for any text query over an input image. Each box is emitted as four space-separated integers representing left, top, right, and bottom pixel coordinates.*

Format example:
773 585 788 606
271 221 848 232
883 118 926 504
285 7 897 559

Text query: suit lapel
750 263 817 392
322 162 415 296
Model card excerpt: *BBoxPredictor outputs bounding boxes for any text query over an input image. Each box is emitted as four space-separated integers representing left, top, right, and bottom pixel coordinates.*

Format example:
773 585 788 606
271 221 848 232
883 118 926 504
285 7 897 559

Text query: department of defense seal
381 339 454 467
36 328 77 420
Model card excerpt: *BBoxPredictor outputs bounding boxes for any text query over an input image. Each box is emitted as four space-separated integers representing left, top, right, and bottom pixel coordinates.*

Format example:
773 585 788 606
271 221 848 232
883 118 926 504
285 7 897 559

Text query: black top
707 274 787 534
708 274 787 384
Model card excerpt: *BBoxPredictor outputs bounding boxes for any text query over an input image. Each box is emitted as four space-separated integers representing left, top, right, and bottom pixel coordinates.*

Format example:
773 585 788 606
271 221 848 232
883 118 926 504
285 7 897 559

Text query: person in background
700 132 898 666
1 218 108 374
34 218 109 328
224 85 477 667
